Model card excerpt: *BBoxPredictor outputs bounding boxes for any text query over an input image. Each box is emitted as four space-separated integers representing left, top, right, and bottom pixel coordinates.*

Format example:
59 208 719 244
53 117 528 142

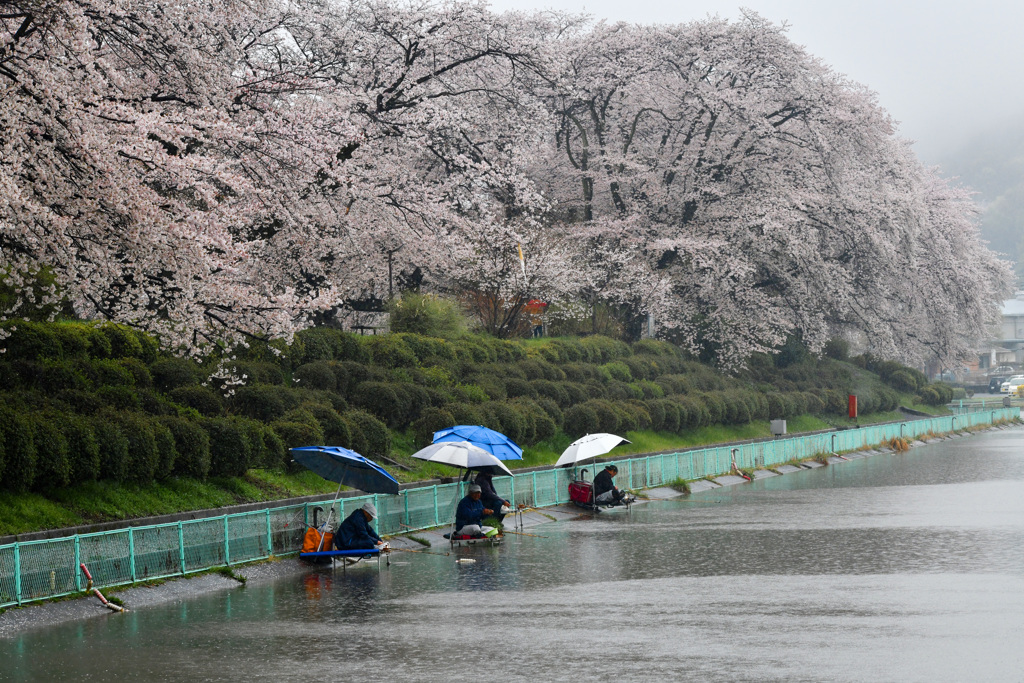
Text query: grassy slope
0 406 941 536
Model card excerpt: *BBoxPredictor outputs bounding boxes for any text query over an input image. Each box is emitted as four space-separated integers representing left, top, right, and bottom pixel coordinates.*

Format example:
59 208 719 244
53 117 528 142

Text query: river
4 428 1024 682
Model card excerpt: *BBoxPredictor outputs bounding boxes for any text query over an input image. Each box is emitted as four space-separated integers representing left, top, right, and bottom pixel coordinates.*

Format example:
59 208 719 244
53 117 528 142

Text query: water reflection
4 429 1024 681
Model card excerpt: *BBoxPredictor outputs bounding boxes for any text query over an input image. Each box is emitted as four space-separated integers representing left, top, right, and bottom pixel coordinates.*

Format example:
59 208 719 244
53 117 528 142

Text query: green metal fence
1 407 1017 608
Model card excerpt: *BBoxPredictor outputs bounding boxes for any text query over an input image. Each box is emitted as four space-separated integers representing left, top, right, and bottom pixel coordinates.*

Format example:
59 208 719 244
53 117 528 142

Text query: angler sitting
475 472 513 523
335 502 389 551
593 465 633 505
454 484 496 537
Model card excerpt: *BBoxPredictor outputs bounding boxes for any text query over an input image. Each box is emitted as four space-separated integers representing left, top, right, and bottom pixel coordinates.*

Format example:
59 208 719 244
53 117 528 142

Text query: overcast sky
487 0 1024 166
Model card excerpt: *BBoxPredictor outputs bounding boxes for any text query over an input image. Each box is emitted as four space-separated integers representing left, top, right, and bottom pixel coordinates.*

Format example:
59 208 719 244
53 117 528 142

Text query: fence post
433 486 439 526
223 516 231 566
129 528 136 582
178 521 186 575
532 471 538 505
510 476 516 509
14 544 21 606
74 537 81 591
266 509 273 556
403 491 410 529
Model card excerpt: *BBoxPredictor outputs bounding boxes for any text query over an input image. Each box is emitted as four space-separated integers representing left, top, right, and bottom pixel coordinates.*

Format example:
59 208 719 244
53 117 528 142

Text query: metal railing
1 407 1017 608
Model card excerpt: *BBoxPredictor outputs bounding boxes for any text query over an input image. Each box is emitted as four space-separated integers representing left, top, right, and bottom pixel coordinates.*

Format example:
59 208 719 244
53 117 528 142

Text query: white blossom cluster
0 1 1012 367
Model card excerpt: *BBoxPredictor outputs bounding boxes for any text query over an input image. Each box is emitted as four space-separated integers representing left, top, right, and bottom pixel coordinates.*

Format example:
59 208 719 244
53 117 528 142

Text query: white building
980 291 1024 370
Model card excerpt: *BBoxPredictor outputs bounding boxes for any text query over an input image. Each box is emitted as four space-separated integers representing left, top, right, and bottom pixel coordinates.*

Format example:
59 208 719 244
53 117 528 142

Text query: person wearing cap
474 472 512 523
593 465 631 505
454 483 494 537
334 501 386 551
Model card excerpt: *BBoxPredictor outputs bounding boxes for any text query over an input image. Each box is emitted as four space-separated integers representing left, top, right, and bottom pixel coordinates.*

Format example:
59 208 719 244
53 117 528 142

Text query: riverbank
4 420 1018 638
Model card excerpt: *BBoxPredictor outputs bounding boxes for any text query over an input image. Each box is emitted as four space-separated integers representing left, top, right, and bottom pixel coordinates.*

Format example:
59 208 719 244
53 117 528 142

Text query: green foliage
823 338 850 361
92 418 130 483
563 404 599 437
61 413 101 483
168 385 224 416
0 408 36 492
345 410 391 458
29 413 71 489
413 406 455 447
113 413 159 483
151 357 200 391
293 361 337 391
229 384 294 422
389 293 467 338
151 421 178 480
204 418 253 478
161 417 211 479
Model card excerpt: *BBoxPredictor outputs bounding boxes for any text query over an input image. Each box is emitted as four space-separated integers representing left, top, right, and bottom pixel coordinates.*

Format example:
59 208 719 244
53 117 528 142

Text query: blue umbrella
432 425 523 460
290 446 400 495
290 446 400 551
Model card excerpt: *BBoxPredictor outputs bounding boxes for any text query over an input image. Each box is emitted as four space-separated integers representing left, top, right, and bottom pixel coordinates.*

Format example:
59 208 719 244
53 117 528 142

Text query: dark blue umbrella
290 446 400 495
432 425 523 460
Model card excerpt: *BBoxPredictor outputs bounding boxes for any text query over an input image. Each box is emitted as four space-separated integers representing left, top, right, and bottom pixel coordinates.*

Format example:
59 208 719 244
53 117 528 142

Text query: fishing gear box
568 479 594 505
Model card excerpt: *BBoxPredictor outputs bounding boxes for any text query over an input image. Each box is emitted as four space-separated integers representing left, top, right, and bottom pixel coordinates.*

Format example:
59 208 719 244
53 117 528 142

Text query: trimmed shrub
339 360 371 387
113 413 158 483
351 382 402 427
93 418 130 482
229 385 292 422
470 374 507 401
452 383 489 404
151 421 177 480
161 417 211 479
345 410 391 458
645 399 666 431
249 362 285 386
446 402 484 427
561 382 595 405
413 406 456 448
30 414 71 489
99 324 145 360
168 386 224 416
0 320 61 360
365 335 418 368
487 402 525 443
307 404 352 446
39 360 89 393
204 417 253 477
96 386 142 412
659 399 681 433
293 361 337 391
583 399 620 433
563 404 599 437
91 359 136 386
823 338 850 361
61 414 101 483
261 426 287 468
138 388 181 416
535 397 564 429
0 408 35 491
504 377 536 399
119 358 153 387
151 357 200 391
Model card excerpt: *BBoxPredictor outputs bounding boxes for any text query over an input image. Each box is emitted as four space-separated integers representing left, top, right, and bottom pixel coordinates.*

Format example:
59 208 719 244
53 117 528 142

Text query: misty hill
937 119 1024 275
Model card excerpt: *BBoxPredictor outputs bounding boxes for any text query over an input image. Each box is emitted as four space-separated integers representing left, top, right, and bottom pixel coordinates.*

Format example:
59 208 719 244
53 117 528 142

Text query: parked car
1000 375 1024 393
990 376 1010 393
990 365 1015 375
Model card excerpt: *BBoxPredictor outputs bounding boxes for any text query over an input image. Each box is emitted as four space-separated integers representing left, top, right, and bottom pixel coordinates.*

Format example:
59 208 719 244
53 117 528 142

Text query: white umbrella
555 433 631 468
411 440 514 476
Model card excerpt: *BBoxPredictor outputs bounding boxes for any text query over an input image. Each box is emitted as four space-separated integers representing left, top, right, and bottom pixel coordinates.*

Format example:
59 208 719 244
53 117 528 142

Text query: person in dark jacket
454 484 494 536
335 502 385 550
593 465 630 505
474 472 511 523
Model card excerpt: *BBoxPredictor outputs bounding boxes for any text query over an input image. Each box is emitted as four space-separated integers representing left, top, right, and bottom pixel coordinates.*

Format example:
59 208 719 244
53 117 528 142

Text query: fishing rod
501 529 547 538
388 546 451 557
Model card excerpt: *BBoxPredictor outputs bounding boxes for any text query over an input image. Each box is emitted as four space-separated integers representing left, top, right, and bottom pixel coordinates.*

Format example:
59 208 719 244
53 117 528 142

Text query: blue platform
299 548 387 569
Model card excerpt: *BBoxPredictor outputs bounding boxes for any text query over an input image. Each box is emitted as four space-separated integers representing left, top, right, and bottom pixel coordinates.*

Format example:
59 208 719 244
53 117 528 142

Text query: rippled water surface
5 428 1024 682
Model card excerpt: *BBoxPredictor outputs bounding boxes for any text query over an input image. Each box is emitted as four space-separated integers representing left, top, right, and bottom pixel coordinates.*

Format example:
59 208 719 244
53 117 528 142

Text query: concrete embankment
2 421 1019 638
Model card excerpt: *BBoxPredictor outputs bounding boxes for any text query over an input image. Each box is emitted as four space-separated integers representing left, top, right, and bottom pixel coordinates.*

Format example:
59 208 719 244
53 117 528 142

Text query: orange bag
302 527 334 553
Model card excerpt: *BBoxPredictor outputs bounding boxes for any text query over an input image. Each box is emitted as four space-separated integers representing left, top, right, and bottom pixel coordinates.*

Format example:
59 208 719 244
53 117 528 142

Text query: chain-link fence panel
182 518 226 572
0 545 17 607
270 505 307 554
17 538 76 602
79 530 131 586
227 513 269 564
133 525 184 580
